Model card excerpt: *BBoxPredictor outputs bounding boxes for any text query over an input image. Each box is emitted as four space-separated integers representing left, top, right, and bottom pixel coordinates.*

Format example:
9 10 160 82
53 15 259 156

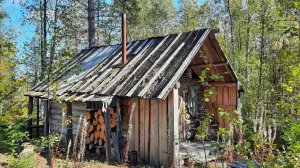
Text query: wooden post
28 96 33 139
104 103 111 162
44 99 49 137
168 87 179 167
66 102 73 144
36 98 39 138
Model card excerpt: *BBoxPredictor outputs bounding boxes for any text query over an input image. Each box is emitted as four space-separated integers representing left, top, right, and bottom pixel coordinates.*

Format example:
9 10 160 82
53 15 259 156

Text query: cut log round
99 138 103 146
97 124 101 131
92 119 98 125
90 133 94 141
94 111 99 118
109 107 115 114
111 112 117 119
86 137 90 144
99 115 104 124
88 125 94 133
99 130 105 139
110 119 117 128
100 124 105 131
85 112 91 120
95 131 100 138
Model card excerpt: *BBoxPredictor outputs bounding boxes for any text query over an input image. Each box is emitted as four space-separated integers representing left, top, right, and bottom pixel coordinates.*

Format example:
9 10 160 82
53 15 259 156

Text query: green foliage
8 152 35 168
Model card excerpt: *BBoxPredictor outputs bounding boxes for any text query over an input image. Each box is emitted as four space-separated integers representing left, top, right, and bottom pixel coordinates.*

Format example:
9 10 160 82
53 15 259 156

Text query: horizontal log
188 62 228 68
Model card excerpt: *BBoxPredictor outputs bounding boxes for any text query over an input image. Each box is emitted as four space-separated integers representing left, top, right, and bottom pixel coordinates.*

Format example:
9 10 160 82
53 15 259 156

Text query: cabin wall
207 86 237 129
120 91 178 167
49 101 87 141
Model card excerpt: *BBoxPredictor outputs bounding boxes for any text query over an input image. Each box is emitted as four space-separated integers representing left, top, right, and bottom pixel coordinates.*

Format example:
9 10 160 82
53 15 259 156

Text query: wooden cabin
25 28 243 167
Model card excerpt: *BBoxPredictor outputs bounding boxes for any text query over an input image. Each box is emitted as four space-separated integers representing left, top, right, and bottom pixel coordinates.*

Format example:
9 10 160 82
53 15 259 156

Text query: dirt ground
0 153 130 168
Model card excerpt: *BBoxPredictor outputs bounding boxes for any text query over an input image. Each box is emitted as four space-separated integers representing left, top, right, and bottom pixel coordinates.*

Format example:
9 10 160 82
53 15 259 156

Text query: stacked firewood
85 107 117 153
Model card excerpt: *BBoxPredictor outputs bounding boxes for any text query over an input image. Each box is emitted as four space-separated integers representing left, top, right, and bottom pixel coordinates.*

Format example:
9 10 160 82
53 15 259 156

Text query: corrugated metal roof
27 29 224 100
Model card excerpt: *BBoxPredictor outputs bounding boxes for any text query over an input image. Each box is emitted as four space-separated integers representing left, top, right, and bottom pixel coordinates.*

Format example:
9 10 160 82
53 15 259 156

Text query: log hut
25 17 243 167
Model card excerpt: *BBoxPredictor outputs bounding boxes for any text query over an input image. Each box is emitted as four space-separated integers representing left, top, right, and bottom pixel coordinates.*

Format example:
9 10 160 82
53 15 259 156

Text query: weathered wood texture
124 89 179 167
207 86 237 129
49 101 87 141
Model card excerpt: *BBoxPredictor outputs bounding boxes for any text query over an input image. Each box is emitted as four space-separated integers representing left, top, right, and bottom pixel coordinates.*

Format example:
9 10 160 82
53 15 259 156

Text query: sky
2 0 204 60
3 0 35 58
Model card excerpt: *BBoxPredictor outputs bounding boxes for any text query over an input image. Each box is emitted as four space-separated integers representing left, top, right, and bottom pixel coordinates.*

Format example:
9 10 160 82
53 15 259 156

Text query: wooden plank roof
26 28 238 100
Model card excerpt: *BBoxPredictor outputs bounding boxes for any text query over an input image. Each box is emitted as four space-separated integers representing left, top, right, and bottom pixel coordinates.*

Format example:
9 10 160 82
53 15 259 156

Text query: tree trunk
245 11 251 84
88 0 96 48
49 0 59 73
226 0 236 68
40 0 47 78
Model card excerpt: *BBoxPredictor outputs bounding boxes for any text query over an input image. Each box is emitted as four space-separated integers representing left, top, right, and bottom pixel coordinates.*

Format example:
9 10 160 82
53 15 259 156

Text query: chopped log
100 124 105 131
109 107 115 114
110 119 117 128
95 131 100 138
97 108 102 114
92 119 98 125
97 124 101 131
88 125 94 133
99 138 103 146
86 112 91 120
94 111 99 118
99 130 105 139
86 137 90 144
90 133 94 140
99 115 104 124
111 112 117 119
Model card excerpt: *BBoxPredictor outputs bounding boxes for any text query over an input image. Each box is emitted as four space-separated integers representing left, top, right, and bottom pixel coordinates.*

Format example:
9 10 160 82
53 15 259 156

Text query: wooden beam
169 88 179 167
188 62 228 68
27 96 33 139
66 102 73 144
111 132 121 163
104 103 112 162
44 99 50 137
209 82 237 87
179 78 237 87
36 98 39 138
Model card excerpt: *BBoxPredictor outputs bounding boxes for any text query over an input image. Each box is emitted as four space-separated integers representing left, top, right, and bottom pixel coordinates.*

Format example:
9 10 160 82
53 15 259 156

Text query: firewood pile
85 107 117 154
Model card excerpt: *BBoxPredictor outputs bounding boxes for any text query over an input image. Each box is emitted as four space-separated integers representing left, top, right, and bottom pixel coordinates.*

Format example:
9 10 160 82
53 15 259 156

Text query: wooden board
144 99 150 163
149 100 158 166
158 100 168 166
223 87 229 105
139 99 145 162
134 98 140 158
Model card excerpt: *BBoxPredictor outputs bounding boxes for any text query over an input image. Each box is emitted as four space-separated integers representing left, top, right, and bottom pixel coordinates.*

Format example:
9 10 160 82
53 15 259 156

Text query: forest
0 0 299 167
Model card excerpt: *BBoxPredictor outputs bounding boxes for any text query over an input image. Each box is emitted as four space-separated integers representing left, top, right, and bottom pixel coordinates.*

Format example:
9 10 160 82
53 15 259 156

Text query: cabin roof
25 28 238 101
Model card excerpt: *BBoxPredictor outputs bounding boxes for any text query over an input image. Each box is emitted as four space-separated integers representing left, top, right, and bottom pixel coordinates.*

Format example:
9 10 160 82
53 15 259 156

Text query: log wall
49 101 87 141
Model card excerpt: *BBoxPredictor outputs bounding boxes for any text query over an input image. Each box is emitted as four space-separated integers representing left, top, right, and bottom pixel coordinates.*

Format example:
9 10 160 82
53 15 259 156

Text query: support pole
66 102 73 144
44 99 49 137
27 96 33 139
104 103 112 162
36 98 40 138
168 87 179 167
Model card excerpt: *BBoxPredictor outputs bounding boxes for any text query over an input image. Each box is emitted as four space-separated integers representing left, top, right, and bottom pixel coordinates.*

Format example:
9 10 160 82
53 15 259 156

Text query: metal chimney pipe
122 13 127 64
